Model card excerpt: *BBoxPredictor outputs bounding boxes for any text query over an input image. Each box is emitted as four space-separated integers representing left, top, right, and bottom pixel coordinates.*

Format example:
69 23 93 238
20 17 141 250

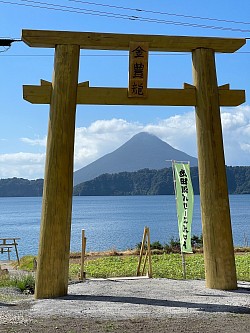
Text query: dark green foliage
1 165 250 197
165 237 181 253
136 241 165 250
0 178 43 197
74 166 250 196
229 166 250 194
164 235 203 253
151 241 164 250
73 168 175 196
191 234 203 248
73 168 171 196
135 242 144 250
13 274 35 294
0 273 35 294
136 235 203 254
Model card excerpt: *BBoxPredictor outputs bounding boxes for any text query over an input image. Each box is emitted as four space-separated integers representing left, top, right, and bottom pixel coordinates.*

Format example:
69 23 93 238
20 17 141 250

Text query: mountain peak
73 132 197 186
130 132 156 139
127 132 165 142
123 132 174 147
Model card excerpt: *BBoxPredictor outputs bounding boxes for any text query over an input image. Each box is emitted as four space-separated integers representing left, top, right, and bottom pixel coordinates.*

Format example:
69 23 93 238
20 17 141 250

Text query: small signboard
128 41 149 98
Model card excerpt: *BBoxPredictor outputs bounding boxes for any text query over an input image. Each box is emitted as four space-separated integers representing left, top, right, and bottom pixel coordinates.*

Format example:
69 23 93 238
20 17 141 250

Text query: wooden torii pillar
22 30 246 298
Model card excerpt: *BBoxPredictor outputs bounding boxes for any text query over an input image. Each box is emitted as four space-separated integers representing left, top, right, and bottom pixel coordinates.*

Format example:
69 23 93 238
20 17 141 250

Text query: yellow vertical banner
128 41 149 98
173 162 194 253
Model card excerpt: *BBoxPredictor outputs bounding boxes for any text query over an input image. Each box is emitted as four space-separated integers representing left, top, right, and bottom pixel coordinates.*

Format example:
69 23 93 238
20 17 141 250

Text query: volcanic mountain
73 132 198 186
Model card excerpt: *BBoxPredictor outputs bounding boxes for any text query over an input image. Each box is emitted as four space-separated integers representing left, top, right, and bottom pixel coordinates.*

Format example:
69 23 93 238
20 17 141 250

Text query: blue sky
1 0 250 179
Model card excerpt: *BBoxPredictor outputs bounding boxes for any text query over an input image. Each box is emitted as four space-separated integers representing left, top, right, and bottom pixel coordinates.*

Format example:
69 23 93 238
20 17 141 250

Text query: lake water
0 195 249 258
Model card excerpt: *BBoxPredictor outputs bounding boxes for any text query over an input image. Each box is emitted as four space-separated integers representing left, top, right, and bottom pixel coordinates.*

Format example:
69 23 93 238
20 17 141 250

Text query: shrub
151 241 164 250
0 273 35 294
12 274 35 294
191 234 203 248
164 237 181 253
18 255 37 271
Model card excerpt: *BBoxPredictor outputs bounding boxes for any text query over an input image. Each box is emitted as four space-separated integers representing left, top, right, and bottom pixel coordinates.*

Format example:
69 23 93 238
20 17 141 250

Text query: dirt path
0 278 249 333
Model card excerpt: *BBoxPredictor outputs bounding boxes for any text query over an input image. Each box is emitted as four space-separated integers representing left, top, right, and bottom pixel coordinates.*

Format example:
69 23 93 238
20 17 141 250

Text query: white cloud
20 137 47 147
221 105 250 166
0 152 45 164
143 113 197 156
240 143 250 153
1 105 250 179
0 153 45 179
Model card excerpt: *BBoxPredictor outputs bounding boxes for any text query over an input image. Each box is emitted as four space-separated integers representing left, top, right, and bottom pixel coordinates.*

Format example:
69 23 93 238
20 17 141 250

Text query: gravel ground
0 278 249 332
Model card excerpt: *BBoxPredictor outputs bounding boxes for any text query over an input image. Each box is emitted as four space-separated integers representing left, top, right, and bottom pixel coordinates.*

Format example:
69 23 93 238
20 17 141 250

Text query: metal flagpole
170 160 187 279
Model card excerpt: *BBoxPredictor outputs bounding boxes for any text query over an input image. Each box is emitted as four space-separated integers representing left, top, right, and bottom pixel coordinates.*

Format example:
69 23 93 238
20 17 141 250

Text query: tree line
1 166 250 197
73 166 250 196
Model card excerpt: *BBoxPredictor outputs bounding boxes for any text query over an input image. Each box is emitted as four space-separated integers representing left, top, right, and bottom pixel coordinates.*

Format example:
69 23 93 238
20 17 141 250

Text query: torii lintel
23 81 245 107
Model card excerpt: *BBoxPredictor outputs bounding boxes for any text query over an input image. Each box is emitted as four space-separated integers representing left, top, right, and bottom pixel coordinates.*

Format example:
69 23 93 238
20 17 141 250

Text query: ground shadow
61 294 250 314
228 287 250 295
194 286 250 297
0 302 16 307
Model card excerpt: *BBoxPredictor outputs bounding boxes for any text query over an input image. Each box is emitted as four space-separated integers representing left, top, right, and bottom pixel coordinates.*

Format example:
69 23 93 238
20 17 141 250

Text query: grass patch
2 252 248 291
80 254 205 280
0 256 36 293
235 253 250 281
152 253 205 279
17 255 37 271
12 274 35 293
71 253 249 281
0 273 35 293
84 256 138 279
0 274 15 288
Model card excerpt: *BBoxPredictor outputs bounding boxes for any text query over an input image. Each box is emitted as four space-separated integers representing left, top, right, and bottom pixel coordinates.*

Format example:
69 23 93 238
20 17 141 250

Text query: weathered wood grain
22 30 245 53
192 47 237 290
35 44 80 299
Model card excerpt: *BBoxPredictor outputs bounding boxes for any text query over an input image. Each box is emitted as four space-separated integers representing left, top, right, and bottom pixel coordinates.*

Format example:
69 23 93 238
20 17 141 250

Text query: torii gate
22 30 246 299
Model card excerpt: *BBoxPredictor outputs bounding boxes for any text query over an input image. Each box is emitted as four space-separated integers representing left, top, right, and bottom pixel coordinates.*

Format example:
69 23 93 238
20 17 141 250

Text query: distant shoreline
2 165 250 196
0 193 250 198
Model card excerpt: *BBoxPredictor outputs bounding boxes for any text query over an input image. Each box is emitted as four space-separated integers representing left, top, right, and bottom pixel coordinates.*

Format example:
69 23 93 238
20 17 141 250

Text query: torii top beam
22 29 245 53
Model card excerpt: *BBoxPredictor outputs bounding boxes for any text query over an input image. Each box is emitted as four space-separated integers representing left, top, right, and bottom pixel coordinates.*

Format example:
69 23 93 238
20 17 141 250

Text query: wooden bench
0 238 20 264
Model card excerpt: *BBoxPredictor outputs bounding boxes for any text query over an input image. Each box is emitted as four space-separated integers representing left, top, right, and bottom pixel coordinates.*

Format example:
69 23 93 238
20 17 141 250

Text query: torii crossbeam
22 29 246 299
